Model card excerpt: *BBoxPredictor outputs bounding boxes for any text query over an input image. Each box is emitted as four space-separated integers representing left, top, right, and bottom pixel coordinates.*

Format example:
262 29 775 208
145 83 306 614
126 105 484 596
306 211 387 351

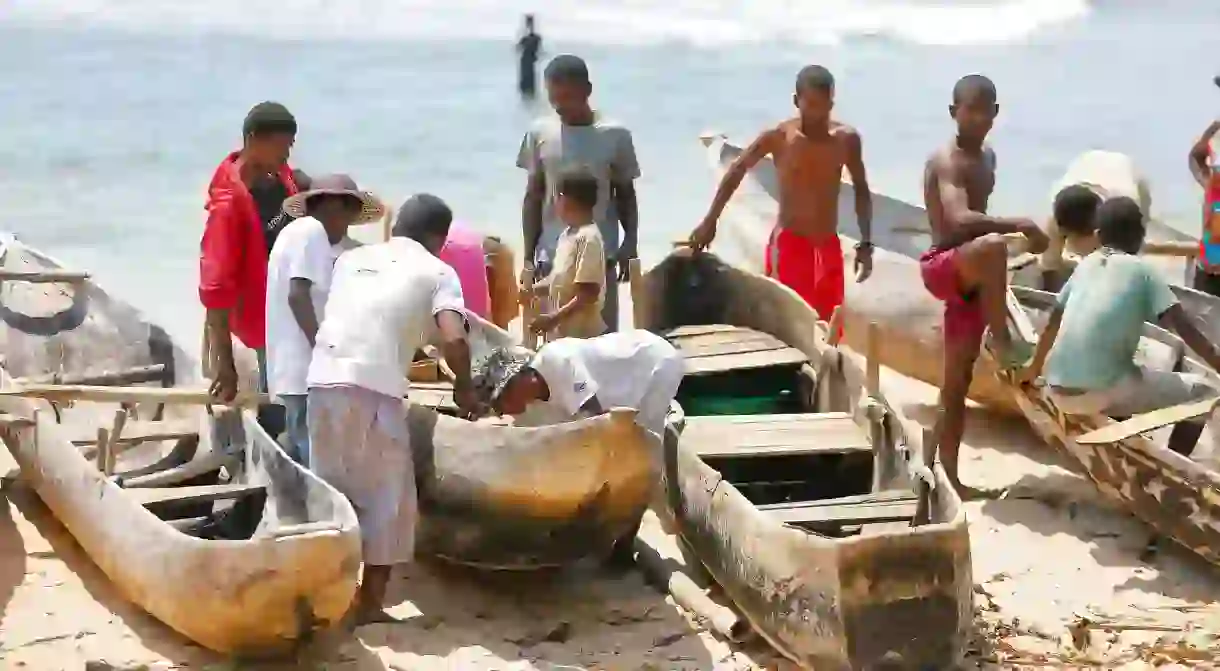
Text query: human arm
1038 216 1067 287
1017 304 1064 383
198 196 242 401
287 279 319 347
285 229 334 348
611 129 642 281
1189 121 1220 188
843 128 873 281
930 155 1048 252
431 269 476 412
689 128 780 250
517 130 546 275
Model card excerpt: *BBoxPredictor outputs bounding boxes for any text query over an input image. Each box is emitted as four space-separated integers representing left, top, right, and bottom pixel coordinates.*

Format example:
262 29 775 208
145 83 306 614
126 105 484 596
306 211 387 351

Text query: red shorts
765 227 844 324
919 246 985 345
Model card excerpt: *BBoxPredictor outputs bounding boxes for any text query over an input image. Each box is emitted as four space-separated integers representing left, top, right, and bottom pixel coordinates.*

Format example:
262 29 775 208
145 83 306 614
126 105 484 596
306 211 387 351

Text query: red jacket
198 152 299 350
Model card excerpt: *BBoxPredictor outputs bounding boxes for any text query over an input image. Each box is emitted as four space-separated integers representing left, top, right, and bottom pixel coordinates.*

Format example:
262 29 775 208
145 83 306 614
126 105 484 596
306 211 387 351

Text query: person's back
439 221 491 320
544 330 679 406
309 237 459 398
1046 251 1171 391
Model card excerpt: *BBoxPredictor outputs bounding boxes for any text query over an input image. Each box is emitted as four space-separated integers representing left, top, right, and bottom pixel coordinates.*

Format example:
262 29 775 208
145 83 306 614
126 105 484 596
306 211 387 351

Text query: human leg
941 234 1027 367
255 348 287 438
1105 370 1219 457
601 264 619 333
280 394 310 467
934 330 986 498
307 386 412 623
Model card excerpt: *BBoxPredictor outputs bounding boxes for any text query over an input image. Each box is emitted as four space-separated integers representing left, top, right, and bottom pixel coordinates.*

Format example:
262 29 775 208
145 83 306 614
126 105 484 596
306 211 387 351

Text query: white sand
1 350 1218 669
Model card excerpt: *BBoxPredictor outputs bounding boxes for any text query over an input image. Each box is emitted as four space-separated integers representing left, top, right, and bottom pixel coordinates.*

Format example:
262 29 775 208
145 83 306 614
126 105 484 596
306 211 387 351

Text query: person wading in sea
200 102 310 437
517 15 542 101
919 74 1048 498
518 54 640 333
688 65 875 331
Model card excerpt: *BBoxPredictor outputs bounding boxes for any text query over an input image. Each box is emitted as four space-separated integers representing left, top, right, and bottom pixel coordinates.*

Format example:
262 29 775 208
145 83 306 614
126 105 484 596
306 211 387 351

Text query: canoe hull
409 404 657 570
641 252 973 669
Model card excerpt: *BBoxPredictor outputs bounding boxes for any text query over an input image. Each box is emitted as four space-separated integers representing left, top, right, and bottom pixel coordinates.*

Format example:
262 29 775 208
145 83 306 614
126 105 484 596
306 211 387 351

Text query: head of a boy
1052 184 1102 241
474 347 546 415
1096 196 1145 255
556 168 599 227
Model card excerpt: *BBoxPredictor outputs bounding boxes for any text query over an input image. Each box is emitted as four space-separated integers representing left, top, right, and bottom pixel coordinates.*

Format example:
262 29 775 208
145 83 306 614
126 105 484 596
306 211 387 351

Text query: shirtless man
688 65 873 322
920 74 1049 497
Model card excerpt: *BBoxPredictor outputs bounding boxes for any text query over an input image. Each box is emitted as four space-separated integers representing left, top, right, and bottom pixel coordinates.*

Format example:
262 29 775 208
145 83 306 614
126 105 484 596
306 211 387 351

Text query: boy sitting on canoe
471 330 685 566
522 168 607 339
1019 196 1220 457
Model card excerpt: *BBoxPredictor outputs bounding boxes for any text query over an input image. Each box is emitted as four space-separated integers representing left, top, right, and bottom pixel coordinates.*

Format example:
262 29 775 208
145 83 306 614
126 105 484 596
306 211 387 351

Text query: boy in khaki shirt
526 168 607 339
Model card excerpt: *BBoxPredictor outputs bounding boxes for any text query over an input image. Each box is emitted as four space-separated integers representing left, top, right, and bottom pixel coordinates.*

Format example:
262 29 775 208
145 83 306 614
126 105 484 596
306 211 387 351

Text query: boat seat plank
409 381 456 411
664 324 807 375
758 491 918 528
130 483 264 507
122 450 239 488
63 419 199 446
685 412 871 458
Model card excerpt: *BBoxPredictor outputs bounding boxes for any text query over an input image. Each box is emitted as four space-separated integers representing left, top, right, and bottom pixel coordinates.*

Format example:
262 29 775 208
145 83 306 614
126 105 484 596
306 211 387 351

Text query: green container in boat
683 392 790 416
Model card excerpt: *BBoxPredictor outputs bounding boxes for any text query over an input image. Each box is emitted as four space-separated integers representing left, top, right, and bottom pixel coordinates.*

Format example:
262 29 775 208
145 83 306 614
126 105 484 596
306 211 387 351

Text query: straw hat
281 173 385 225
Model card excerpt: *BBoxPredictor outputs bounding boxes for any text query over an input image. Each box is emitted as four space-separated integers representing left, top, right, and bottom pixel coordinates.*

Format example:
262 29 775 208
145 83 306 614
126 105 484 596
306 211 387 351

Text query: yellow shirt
546 223 606 339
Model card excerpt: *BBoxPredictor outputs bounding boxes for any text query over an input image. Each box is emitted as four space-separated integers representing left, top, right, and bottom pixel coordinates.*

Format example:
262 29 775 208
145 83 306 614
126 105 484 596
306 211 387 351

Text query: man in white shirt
265 174 383 466
307 194 476 624
471 330 684 566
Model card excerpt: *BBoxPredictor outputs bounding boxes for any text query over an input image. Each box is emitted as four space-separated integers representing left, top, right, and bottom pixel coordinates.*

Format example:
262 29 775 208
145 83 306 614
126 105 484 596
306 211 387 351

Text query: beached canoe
632 249 972 669
1000 286 1220 566
699 133 1220 412
0 235 361 656
407 403 657 570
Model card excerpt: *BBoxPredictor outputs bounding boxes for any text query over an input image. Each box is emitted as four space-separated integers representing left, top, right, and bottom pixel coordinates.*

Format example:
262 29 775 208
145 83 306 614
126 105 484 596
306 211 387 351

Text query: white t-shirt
307 237 466 399
265 217 341 398
525 330 684 436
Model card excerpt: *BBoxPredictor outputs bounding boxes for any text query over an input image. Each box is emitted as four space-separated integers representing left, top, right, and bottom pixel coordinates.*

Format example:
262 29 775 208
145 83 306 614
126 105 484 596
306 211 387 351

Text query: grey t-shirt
516 114 641 266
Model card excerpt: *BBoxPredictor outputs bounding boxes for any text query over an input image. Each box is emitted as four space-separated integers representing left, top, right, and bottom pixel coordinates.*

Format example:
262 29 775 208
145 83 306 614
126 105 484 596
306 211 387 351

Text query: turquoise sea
0 0 1215 347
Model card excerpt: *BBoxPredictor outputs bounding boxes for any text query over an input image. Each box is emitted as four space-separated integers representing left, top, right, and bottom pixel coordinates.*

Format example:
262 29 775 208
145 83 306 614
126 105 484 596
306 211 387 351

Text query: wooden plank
861 521 913 536
673 334 788 358
664 324 741 338
1075 398 1220 445
684 348 808 376
65 418 198 446
129 483 264 507
122 451 239 489
16 364 167 387
0 384 267 407
759 491 918 527
0 269 90 283
686 412 871 458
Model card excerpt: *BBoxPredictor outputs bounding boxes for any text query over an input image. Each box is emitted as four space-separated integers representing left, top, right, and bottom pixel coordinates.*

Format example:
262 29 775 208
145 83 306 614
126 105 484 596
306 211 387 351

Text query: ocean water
0 0 1215 349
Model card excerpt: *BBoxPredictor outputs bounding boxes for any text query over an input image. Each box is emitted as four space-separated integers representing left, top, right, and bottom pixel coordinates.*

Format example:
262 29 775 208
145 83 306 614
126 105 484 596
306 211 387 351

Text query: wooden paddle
1075 398 1220 445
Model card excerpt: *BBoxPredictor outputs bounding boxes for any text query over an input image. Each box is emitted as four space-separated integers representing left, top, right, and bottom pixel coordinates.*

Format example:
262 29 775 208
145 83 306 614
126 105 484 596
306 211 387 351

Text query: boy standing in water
688 65 874 323
525 169 607 339
920 75 1048 498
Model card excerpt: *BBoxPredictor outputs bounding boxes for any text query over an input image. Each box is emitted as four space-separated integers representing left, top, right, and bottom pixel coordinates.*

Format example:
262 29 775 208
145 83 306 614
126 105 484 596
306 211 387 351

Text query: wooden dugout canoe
633 250 972 670
407 404 657 570
699 133 1220 414
0 234 361 656
1001 286 1220 566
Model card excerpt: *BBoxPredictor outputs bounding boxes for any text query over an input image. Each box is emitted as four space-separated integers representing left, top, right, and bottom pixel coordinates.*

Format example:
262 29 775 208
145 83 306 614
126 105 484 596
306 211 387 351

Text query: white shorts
1050 369 1219 424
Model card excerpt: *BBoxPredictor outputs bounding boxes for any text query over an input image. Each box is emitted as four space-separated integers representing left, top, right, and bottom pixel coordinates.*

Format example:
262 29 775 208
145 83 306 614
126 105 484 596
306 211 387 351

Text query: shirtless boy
921 74 1049 497
688 65 873 321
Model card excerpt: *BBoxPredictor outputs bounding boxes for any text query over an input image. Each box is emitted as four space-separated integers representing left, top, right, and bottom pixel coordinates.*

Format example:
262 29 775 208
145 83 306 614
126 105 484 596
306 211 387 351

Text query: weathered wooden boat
1000 285 1220 566
407 403 657 570
700 133 1220 413
632 249 972 669
0 234 361 656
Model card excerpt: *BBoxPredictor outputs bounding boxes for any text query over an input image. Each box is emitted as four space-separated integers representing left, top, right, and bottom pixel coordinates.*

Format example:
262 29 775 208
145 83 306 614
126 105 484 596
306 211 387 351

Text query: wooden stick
15 364 167 387
826 306 845 347
95 427 110 473
519 267 542 350
634 525 749 642
1076 398 1220 445
1141 240 1199 259
911 425 939 527
628 258 647 330
103 409 127 475
0 384 268 407
865 321 880 397
0 269 90 283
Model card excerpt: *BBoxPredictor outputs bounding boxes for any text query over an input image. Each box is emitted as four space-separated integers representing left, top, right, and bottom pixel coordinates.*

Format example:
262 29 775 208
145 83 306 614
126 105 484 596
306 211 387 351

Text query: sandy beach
1 355 1217 670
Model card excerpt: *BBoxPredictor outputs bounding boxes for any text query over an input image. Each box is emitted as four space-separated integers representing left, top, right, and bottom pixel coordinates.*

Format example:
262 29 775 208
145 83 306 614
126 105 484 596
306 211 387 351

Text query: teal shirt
1045 251 1178 390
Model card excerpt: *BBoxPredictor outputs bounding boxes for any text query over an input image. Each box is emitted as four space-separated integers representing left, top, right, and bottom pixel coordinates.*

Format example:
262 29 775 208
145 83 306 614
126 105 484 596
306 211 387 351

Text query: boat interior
647 253 925 537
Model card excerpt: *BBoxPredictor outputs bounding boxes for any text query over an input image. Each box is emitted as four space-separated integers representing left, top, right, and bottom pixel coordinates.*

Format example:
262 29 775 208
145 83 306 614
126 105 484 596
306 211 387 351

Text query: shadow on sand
2 482 720 669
